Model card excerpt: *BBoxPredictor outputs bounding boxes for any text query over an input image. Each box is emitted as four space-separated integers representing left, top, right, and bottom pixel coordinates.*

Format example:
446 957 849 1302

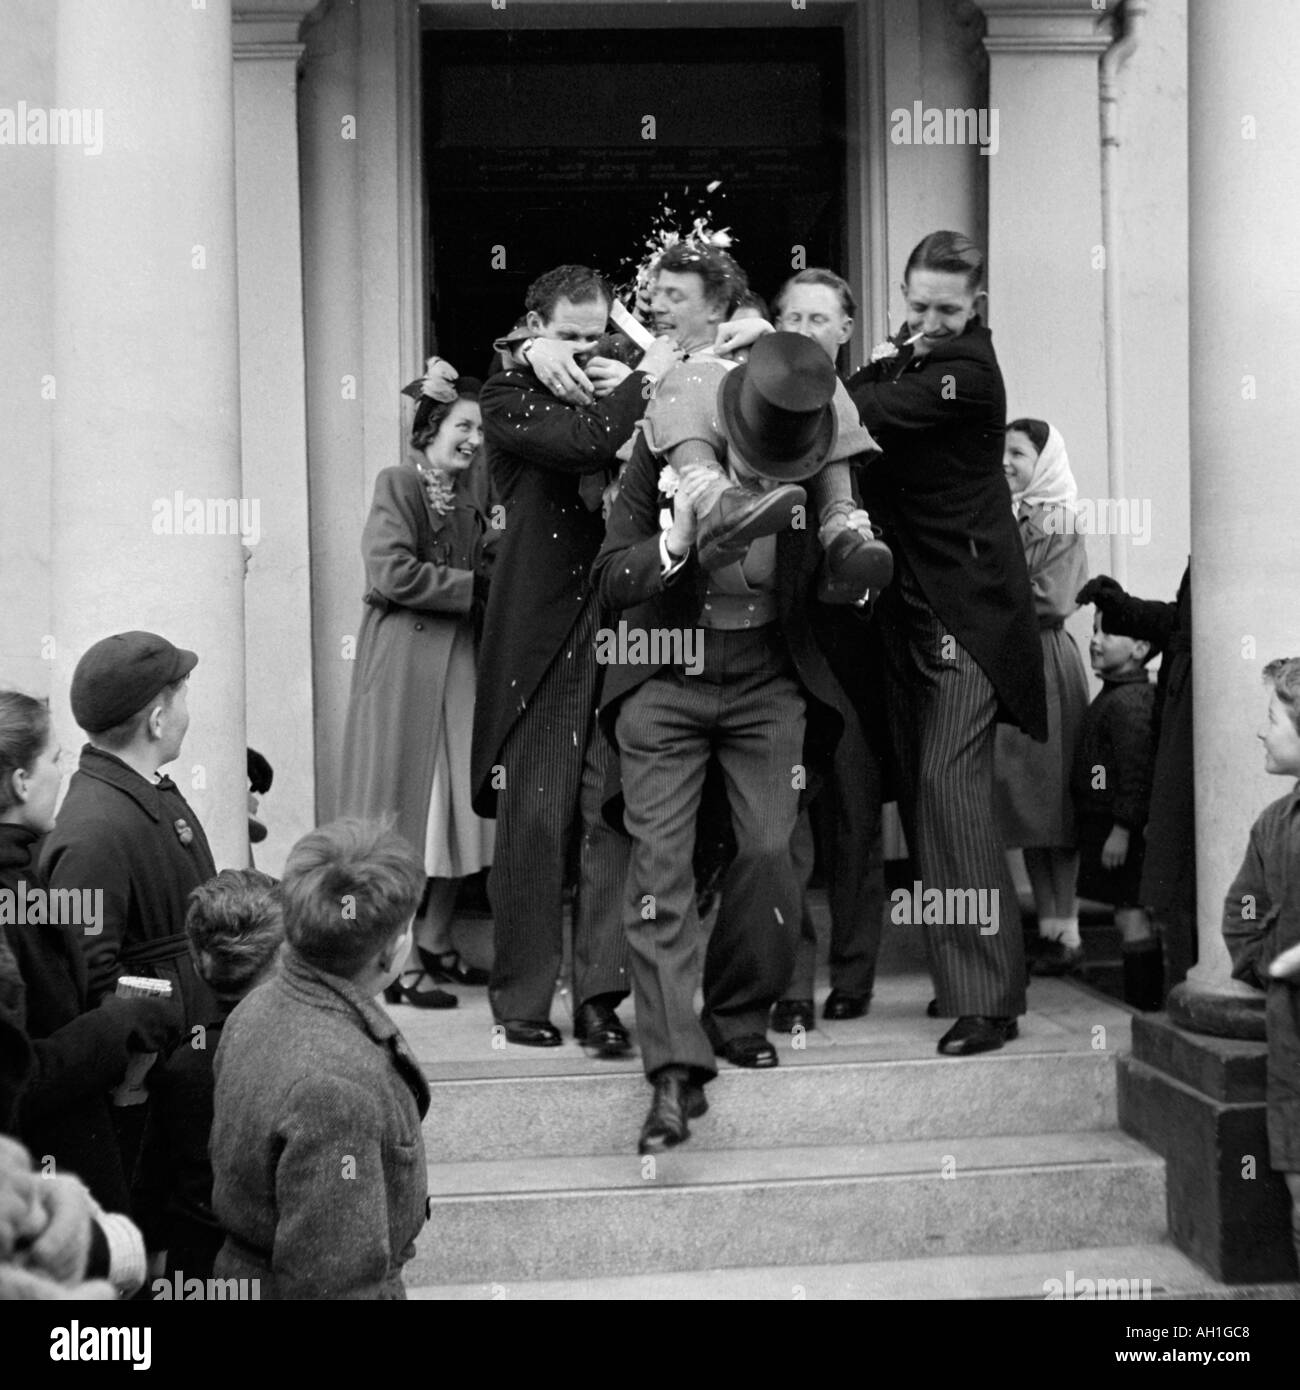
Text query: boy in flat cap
40 632 219 1031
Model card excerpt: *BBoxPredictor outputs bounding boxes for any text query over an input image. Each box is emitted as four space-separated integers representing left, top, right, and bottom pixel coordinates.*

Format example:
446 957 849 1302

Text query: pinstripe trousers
877 563 1027 1018
487 595 631 1023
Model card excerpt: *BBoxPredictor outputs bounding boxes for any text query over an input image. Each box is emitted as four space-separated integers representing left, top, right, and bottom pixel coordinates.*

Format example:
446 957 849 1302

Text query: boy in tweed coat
210 821 429 1300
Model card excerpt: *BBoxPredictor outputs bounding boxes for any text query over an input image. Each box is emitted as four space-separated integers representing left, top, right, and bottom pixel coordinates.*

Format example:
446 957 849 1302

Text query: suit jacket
591 429 852 826
471 364 651 816
848 320 1046 739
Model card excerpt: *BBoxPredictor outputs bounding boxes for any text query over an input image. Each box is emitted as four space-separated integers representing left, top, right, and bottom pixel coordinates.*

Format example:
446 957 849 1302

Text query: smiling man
847 231 1045 1057
645 244 812 569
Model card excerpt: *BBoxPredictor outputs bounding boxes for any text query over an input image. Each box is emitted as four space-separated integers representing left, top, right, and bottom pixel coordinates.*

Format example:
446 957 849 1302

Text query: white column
233 4 318 872
299 0 421 820
1173 0 1300 1028
51 0 246 866
298 0 364 823
980 0 1110 667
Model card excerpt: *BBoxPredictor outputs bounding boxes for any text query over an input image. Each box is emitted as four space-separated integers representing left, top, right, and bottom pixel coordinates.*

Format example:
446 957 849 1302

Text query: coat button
413 622 424 631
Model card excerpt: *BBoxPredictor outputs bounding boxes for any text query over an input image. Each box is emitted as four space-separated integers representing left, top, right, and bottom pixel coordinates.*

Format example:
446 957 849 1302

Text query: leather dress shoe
638 1071 709 1154
499 1018 562 1047
822 989 870 1021
713 1033 778 1068
573 999 632 1057
770 998 815 1034
419 947 490 986
697 484 806 571
937 1016 1019 1057
824 527 894 591
926 998 941 1018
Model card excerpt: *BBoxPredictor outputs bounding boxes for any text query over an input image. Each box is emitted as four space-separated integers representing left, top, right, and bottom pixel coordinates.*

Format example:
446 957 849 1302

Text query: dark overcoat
0 823 141 1210
39 746 218 1027
590 430 852 827
470 364 651 816
847 320 1046 739
337 464 486 855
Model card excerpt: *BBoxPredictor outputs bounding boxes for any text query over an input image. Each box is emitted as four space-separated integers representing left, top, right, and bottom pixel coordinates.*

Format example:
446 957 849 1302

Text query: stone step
414 1128 1164 1285
410 1241 1232 1301
422 1049 1118 1162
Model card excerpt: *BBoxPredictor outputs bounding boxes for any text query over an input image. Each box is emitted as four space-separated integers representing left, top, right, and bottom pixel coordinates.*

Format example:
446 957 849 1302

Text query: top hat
716 332 838 482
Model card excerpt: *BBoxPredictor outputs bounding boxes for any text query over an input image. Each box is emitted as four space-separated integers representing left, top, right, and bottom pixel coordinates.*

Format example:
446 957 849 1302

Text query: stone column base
1118 1014 1296 1283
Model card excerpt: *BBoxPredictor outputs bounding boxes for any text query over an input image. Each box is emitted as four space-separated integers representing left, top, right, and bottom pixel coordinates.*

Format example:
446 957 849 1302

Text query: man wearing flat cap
41 632 218 1030
592 332 867 1154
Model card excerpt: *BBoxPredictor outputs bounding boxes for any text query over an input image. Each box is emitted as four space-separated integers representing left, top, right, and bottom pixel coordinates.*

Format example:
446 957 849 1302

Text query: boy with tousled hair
209 820 430 1299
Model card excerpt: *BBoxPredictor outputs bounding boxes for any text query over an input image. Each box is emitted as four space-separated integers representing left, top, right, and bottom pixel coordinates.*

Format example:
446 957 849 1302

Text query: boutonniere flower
174 818 194 847
869 339 900 365
658 465 681 499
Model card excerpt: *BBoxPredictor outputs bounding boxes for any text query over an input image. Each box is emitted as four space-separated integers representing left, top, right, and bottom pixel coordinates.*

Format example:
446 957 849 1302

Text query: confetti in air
614 183 735 320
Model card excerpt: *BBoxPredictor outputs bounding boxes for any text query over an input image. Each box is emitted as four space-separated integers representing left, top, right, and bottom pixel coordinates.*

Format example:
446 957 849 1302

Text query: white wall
0 0 55 702
234 39 317 874
1113 0 1190 610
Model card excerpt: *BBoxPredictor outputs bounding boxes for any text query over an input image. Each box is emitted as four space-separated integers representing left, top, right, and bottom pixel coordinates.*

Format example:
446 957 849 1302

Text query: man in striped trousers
848 231 1046 1056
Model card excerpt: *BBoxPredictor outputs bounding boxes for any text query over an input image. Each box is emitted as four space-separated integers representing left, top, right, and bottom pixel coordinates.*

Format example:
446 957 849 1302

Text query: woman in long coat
993 419 1090 974
338 380 494 1007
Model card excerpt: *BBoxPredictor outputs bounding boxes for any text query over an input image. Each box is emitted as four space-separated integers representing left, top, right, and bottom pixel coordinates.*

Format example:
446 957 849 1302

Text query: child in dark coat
134 868 283 1286
0 691 180 1215
1221 657 1300 1267
1071 608 1162 1008
210 820 429 1300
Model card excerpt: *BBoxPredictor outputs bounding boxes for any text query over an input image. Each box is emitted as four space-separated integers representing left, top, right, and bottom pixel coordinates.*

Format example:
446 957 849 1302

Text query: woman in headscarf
995 418 1090 974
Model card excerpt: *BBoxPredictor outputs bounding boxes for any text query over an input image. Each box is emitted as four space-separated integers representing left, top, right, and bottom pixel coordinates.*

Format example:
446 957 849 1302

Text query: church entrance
421 23 848 373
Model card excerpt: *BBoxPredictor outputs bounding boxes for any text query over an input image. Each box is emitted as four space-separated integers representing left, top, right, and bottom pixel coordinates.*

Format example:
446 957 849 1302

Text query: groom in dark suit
592 333 863 1154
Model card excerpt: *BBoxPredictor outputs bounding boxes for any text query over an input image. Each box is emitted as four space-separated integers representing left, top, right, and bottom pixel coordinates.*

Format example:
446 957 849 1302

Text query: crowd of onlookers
3 232 1298 1298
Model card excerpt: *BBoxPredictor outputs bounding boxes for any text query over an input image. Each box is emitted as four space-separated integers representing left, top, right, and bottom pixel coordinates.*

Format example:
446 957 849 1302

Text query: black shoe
937 1016 1018 1056
573 999 632 1057
1029 940 1086 977
499 1018 562 1047
697 484 806 571
926 998 941 1018
419 947 490 987
383 972 458 1009
770 998 816 1034
637 1072 709 1154
713 1033 778 1068
822 989 870 1021
824 526 894 591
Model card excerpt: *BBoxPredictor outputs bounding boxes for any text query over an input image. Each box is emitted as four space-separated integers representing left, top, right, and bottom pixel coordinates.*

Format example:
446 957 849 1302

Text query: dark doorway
421 25 847 374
